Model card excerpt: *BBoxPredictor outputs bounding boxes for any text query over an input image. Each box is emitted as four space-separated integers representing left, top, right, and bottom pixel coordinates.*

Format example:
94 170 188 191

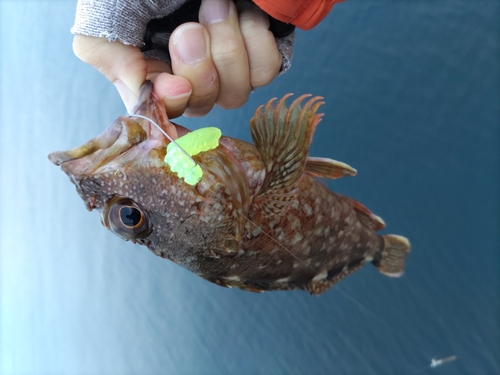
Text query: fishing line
234 201 455 372
239 211 454 370
334 286 439 364
236 212 312 270
127 114 198 169
128 113 455 371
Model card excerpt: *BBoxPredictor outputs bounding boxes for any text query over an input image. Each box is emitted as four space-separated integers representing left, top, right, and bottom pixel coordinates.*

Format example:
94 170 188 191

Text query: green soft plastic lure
164 127 222 185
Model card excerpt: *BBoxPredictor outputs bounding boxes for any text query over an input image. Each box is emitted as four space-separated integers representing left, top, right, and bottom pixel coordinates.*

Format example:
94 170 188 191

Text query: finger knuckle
217 91 250 109
248 50 281 86
251 56 281 87
213 40 244 68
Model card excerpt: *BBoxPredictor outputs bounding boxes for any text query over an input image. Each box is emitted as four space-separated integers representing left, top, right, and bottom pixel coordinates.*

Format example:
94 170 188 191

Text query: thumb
73 35 147 112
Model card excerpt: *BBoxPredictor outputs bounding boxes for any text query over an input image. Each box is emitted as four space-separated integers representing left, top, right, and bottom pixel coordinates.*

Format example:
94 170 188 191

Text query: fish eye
104 197 151 240
119 206 142 227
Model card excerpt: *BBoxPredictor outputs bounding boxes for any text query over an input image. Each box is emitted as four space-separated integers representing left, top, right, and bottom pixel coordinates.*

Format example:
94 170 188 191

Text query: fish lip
128 80 178 142
48 115 148 175
48 80 177 176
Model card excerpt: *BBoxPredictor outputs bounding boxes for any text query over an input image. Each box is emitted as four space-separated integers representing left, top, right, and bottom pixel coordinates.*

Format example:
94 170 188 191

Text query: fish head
48 82 178 243
48 81 250 262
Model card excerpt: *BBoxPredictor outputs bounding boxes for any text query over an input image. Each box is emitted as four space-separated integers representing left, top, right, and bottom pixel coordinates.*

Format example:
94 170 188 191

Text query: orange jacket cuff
253 0 344 30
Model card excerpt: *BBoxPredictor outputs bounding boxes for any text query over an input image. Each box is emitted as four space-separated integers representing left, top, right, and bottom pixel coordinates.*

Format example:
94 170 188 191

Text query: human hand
72 0 282 118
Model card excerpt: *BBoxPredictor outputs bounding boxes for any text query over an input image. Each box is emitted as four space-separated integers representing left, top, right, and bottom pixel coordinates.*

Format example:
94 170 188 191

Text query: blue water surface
1 1 498 374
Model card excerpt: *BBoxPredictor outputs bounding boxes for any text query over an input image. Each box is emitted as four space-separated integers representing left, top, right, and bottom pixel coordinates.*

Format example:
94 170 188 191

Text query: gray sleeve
71 0 294 73
276 33 294 73
71 0 184 46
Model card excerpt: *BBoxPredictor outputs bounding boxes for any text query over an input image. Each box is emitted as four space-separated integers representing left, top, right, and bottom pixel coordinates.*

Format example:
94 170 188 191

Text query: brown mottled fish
49 81 410 295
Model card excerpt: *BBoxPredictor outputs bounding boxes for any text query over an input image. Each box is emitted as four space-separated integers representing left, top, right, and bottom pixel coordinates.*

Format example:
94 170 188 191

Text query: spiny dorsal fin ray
250 94 324 216
305 157 357 179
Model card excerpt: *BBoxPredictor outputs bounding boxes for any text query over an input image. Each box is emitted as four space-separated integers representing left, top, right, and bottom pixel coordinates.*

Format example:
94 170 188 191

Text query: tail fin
374 235 411 277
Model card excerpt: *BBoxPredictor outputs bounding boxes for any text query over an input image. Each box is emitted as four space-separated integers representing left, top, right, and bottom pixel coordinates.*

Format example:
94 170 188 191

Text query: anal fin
305 157 357 179
305 261 364 295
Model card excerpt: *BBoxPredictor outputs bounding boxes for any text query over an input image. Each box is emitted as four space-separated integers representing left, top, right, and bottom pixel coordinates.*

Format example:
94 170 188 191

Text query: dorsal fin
348 198 386 231
305 157 357 179
250 94 324 216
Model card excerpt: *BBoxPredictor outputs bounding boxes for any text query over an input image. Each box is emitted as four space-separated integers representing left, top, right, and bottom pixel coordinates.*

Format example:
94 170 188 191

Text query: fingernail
173 24 207 65
200 0 229 24
114 80 136 113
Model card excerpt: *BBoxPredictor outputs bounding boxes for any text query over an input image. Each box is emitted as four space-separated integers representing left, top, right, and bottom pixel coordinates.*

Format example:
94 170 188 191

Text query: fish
48 81 410 295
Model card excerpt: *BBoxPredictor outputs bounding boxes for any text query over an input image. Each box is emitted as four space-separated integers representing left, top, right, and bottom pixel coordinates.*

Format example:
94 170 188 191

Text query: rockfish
49 81 410 295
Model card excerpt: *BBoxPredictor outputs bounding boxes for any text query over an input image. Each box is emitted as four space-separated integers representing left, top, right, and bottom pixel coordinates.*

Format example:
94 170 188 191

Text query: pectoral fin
250 94 324 216
305 157 357 179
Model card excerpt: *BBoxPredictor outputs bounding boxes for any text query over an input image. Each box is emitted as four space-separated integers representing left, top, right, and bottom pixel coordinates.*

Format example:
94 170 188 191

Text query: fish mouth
48 81 178 178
